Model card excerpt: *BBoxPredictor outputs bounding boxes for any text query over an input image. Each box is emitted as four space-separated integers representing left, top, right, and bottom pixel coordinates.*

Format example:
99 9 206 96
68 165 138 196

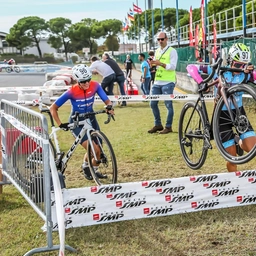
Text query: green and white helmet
228 43 251 63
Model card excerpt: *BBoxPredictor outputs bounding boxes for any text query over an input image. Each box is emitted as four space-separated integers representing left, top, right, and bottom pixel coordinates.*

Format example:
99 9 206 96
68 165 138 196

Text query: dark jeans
141 77 151 95
116 75 126 104
101 74 116 95
126 68 132 78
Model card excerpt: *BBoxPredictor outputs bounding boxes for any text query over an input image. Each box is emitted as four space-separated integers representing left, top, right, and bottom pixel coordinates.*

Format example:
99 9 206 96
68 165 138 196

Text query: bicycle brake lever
111 115 115 121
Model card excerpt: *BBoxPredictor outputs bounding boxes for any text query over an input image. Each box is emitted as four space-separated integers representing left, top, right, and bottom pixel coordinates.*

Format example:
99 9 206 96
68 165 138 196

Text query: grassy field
1 100 256 256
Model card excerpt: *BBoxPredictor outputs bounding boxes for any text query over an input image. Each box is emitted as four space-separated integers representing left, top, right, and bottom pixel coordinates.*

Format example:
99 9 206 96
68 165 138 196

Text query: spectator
138 53 151 95
102 53 127 107
124 55 134 78
89 56 116 95
49 64 114 180
147 50 157 88
148 31 178 134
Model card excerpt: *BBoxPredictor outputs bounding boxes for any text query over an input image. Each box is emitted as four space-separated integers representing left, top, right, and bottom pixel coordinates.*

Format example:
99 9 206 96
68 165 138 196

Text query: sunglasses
79 79 91 84
233 62 246 69
157 38 165 41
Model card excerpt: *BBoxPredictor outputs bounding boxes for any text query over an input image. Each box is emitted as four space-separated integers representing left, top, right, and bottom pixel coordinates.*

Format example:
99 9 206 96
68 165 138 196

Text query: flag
122 21 127 31
200 0 205 47
129 8 134 17
133 3 142 14
195 24 199 58
128 13 135 22
125 17 130 29
189 6 193 46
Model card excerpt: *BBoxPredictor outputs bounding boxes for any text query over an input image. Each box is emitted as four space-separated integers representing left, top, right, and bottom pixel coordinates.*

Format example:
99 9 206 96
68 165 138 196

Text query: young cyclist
50 64 114 180
187 43 256 172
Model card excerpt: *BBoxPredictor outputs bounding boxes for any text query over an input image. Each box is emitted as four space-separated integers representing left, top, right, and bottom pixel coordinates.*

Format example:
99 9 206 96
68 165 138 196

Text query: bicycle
11 102 118 192
0 64 21 73
178 58 256 170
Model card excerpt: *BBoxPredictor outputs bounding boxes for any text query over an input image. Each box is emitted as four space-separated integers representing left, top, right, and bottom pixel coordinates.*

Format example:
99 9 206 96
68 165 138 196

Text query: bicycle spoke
179 102 208 170
213 84 256 164
88 131 117 185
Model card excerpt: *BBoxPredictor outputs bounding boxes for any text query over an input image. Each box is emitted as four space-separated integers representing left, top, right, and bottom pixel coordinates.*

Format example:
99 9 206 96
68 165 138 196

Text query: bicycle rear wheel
178 101 209 170
213 84 256 164
11 134 56 193
87 131 117 185
6 67 12 73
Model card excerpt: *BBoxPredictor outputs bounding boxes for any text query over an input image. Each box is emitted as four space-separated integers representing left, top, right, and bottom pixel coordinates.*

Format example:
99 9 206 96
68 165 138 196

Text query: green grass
1 101 256 256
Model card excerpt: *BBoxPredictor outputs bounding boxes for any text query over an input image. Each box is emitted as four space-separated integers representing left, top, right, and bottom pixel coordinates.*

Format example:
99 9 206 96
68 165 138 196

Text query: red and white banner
189 6 193 46
51 170 256 230
200 0 205 47
133 3 142 14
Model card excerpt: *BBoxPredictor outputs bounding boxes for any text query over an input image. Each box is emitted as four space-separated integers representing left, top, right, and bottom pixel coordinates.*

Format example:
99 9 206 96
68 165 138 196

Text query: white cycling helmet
72 64 92 82
228 43 251 63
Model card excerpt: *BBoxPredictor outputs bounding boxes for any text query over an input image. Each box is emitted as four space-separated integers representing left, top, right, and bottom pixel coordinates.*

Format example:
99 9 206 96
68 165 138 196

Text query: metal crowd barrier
0 99 74 255
0 64 69 74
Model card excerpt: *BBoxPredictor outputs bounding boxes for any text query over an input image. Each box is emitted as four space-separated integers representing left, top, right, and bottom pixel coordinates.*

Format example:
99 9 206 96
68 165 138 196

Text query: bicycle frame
58 119 96 173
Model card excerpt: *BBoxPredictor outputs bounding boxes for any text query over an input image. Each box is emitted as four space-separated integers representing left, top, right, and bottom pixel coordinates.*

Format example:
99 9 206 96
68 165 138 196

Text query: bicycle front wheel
87 131 117 185
14 66 20 73
178 101 209 170
213 84 256 164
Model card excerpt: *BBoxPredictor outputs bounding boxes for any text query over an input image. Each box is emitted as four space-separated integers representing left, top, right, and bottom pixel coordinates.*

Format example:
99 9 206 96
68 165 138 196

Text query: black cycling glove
59 123 69 131
105 105 114 111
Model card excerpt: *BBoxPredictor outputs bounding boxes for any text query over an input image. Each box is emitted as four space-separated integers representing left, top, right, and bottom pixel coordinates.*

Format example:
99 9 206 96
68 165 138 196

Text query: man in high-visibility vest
148 32 178 134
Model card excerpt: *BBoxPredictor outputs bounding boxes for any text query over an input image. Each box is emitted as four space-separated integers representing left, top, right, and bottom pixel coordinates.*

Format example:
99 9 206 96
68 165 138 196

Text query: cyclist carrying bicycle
187 43 256 172
50 64 114 180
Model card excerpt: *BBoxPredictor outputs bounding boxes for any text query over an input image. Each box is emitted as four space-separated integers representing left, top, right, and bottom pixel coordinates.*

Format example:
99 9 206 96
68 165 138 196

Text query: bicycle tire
87 130 117 185
14 66 20 73
178 101 209 170
6 67 12 73
213 84 256 164
11 134 56 192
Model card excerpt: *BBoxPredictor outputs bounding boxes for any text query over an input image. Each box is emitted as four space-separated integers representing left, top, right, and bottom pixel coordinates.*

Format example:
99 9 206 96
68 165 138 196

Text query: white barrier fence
51 170 256 230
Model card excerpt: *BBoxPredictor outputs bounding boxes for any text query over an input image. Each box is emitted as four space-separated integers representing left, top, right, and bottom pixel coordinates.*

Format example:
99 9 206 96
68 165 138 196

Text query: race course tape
105 94 214 101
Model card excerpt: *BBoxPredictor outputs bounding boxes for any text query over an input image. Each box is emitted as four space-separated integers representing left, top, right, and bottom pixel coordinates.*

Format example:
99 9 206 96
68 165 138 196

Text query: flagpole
161 0 164 31
145 0 148 52
176 0 180 47
136 0 141 52
204 0 208 62
151 0 154 50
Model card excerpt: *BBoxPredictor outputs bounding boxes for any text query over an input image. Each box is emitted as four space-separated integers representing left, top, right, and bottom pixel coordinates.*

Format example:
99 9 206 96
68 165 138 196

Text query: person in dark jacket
102 53 127 106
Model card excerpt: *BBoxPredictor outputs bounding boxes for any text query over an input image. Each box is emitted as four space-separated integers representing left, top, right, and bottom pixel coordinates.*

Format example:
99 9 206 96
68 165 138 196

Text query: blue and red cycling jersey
55 81 108 115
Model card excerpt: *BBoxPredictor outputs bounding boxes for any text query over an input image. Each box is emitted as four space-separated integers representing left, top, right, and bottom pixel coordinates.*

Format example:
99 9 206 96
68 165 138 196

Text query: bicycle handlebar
71 109 115 127
202 58 249 84
202 58 222 83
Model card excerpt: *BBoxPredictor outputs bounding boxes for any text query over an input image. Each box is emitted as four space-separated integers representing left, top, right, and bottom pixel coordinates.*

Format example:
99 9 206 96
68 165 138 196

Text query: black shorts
219 106 254 147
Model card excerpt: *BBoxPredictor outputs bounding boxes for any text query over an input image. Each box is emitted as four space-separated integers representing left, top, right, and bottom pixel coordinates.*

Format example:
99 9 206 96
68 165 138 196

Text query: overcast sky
1 0 201 33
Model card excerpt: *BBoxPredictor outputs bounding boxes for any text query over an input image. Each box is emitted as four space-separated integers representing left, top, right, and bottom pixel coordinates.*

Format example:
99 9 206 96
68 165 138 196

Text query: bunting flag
200 0 205 47
189 6 193 46
128 13 135 22
133 3 142 14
